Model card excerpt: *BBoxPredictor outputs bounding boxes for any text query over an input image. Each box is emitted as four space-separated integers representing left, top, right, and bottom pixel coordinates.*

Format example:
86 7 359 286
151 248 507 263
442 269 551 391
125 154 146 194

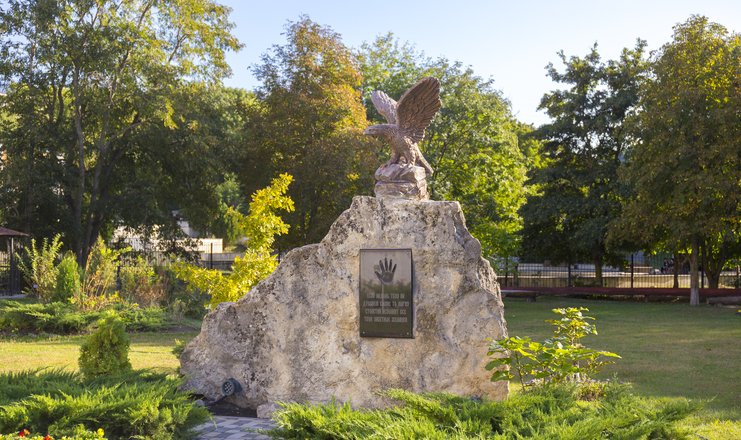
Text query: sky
218 0 740 126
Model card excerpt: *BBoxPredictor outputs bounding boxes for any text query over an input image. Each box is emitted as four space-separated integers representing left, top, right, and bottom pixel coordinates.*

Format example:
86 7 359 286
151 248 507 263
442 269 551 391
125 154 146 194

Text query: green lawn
1 297 739 437
0 331 198 374
504 296 741 438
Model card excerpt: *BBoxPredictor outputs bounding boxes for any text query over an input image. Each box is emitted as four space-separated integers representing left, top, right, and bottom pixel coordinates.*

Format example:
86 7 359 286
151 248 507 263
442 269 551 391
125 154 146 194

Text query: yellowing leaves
174 174 294 306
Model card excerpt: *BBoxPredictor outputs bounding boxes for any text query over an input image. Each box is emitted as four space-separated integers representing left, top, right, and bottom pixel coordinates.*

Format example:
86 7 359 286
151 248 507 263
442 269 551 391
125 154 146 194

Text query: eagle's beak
364 126 378 136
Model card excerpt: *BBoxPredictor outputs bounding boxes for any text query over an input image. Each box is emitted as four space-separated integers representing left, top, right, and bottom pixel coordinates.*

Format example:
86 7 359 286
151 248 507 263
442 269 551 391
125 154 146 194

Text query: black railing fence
496 254 741 290
0 250 22 295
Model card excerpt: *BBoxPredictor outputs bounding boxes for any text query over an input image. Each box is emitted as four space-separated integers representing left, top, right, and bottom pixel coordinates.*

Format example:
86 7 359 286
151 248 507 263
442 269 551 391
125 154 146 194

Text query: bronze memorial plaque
359 249 413 338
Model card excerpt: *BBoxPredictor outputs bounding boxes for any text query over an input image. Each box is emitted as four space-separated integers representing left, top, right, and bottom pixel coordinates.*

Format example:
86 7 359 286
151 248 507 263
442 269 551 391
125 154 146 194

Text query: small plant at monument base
78 312 131 379
486 307 620 389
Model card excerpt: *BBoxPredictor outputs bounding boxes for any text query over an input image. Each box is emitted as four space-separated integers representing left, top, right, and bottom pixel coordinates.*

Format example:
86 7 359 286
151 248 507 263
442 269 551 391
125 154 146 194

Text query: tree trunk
702 239 727 289
689 239 700 306
593 254 603 287
672 252 680 289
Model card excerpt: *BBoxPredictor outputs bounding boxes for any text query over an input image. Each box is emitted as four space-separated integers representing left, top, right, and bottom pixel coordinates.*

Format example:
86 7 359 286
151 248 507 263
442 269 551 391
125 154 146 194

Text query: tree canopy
0 0 241 263
615 16 740 300
241 16 376 249
358 34 535 259
521 41 647 281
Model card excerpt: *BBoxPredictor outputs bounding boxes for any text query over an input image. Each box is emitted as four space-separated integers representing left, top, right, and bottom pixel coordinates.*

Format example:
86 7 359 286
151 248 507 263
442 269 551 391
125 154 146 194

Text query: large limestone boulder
180 196 508 410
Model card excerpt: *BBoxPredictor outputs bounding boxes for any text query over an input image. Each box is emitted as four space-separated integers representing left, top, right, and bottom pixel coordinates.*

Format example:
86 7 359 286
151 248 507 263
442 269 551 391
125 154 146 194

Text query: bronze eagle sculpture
364 77 441 175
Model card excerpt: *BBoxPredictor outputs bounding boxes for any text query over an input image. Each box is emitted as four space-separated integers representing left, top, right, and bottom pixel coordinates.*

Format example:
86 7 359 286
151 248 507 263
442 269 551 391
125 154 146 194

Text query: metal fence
117 250 241 272
498 254 741 290
0 251 22 295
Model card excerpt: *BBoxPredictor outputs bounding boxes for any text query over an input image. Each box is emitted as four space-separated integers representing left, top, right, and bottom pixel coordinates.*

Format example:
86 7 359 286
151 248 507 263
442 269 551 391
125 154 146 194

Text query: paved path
195 416 276 440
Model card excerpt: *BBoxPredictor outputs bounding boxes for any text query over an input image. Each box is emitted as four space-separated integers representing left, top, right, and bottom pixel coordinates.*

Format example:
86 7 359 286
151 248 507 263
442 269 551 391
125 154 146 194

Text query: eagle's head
364 124 394 140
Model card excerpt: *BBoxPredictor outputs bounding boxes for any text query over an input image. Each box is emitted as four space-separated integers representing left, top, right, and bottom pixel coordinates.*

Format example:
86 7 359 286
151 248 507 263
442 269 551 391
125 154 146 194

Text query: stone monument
180 77 508 416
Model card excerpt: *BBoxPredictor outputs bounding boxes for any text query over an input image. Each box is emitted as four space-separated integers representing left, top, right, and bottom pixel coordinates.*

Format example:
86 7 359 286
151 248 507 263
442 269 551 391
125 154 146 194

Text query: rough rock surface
180 196 508 411
374 163 428 200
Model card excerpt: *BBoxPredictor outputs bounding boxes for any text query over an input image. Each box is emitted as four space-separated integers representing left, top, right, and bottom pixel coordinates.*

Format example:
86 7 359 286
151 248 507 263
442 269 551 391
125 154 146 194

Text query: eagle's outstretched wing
370 91 397 124
396 77 441 144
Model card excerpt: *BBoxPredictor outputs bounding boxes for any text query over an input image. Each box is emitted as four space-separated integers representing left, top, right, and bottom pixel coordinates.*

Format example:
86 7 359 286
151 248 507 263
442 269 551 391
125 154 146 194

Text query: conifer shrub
269 384 697 439
0 369 208 439
78 313 131 379
53 253 82 303
0 301 171 335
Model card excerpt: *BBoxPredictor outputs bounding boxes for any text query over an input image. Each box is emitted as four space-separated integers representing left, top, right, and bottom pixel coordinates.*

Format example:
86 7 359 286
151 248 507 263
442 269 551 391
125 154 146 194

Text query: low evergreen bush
0 301 171 335
78 313 131 379
0 369 209 440
269 383 697 439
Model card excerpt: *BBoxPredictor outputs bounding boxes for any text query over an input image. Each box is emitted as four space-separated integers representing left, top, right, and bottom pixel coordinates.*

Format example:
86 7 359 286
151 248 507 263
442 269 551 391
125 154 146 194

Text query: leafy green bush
0 369 209 439
74 239 128 311
53 253 82 303
17 235 63 302
270 384 696 439
78 313 131 379
0 301 171 335
119 257 166 306
173 173 294 307
487 307 620 388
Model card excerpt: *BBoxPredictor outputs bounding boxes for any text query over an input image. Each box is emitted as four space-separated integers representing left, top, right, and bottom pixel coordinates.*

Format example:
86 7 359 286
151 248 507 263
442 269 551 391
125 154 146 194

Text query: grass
0 331 198 374
504 296 741 439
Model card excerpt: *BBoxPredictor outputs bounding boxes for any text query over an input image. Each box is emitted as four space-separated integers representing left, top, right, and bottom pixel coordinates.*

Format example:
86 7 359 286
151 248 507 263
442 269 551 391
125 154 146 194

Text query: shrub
17 235 63 302
0 301 172 335
269 384 696 439
118 257 165 306
53 253 82 303
0 301 94 334
0 427 106 440
76 239 128 311
0 369 209 439
173 173 294 307
487 307 620 388
78 313 131 379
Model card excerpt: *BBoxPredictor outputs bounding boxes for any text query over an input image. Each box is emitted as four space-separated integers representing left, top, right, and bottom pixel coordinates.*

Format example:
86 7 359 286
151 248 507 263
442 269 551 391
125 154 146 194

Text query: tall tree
358 34 532 259
618 16 740 303
242 16 376 249
0 0 240 263
522 42 647 284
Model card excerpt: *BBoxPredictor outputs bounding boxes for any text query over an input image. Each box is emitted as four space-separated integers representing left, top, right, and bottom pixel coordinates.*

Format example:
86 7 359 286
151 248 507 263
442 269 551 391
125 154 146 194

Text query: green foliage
211 173 248 245
76 239 128 311
0 301 94 335
487 308 620 388
270 383 696 439
0 0 241 263
0 297 170 335
53 253 82 303
17 235 63 302
174 173 294 306
78 313 131 379
614 16 740 297
358 34 534 258
0 427 106 440
172 339 187 359
243 16 376 249
0 369 208 440
118 257 165 307
522 42 647 275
